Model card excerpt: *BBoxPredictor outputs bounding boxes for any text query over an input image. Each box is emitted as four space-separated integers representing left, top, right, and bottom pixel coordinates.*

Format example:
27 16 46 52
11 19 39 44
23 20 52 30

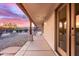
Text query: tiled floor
15 35 56 56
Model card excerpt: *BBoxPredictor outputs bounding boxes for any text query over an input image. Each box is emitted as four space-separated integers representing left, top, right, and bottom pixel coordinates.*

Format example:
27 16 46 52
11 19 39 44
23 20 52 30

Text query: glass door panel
75 3 79 56
57 4 67 55
56 4 70 56
58 6 67 52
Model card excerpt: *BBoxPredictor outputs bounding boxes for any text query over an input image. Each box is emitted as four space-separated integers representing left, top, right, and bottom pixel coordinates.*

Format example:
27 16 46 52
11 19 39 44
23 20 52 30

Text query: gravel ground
0 32 29 52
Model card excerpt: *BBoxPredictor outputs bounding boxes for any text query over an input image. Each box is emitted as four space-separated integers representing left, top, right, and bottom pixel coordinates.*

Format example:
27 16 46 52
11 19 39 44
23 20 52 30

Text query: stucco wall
43 4 60 51
43 11 55 50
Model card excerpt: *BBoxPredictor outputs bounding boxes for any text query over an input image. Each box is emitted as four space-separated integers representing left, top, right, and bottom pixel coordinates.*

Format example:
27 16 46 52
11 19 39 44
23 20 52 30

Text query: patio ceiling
17 3 59 28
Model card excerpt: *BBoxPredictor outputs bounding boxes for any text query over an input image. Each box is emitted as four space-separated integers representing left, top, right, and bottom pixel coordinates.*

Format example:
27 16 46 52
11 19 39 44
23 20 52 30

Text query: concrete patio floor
15 35 56 56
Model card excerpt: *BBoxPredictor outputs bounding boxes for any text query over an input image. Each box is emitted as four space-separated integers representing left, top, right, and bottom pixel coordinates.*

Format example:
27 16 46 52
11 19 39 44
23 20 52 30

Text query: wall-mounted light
59 22 62 28
44 22 47 25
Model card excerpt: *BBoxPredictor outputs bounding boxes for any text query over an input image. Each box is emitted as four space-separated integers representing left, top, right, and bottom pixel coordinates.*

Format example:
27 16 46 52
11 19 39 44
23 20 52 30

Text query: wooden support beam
16 3 37 27
30 20 32 34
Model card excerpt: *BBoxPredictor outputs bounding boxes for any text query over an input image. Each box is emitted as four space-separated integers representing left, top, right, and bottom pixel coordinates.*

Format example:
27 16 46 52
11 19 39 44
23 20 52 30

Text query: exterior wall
43 11 55 50
43 4 59 51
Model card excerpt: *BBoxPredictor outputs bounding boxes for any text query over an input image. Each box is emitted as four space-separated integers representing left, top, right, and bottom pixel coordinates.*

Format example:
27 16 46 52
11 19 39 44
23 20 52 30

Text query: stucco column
29 20 33 41
30 20 32 34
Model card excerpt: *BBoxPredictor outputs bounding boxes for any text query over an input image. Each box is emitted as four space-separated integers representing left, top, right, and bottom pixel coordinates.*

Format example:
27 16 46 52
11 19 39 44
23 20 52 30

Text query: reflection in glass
58 6 67 52
59 22 63 28
75 4 79 56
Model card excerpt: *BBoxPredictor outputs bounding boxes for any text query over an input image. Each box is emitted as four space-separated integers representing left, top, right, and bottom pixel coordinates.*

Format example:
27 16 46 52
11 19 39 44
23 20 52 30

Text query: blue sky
0 3 28 19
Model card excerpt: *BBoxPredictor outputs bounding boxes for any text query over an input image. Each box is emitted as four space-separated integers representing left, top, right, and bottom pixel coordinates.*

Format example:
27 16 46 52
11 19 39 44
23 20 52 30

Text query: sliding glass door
71 3 79 56
56 3 79 56
56 4 70 56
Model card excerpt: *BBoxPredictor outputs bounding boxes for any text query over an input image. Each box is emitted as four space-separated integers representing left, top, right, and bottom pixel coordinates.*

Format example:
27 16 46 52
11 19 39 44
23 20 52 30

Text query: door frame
71 3 76 56
55 3 71 56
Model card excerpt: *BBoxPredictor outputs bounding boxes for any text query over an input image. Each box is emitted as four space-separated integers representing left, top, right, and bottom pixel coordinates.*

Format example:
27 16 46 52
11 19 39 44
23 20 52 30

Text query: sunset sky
0 3 30 27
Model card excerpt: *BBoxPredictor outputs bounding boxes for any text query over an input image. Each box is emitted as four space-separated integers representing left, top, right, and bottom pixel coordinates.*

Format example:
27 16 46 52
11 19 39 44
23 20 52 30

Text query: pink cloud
0 18 30 27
